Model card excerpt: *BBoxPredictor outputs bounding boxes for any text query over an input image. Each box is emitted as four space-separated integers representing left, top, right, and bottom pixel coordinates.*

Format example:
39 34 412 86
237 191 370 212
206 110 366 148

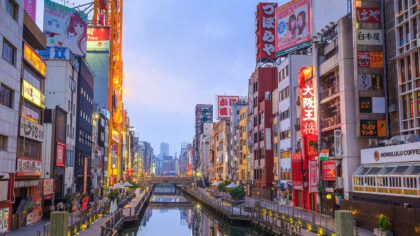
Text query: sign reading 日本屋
87 26 110 51
322 161 336 180
16 158 41 176
357 29 383 45
256 2 277 61
43 0 87 56
275 0 311 56
217 95 239 119
356 8 381 23
20 116 44 142
357 51 383 68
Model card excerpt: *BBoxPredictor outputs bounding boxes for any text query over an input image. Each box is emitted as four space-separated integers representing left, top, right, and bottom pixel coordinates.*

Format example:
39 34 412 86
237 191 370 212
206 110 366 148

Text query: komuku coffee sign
256 2 277 62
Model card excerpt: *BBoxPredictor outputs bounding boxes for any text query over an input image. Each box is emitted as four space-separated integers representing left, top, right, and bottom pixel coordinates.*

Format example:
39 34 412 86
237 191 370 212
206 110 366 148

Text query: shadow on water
119 184 276 236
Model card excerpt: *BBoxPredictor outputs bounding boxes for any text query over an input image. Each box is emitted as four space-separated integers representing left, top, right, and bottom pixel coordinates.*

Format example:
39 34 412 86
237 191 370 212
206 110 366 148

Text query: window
0 84 13 108
2 39 15 65
5 0 18 20
0 135 7 151
17 137 41 159
21 102 40 122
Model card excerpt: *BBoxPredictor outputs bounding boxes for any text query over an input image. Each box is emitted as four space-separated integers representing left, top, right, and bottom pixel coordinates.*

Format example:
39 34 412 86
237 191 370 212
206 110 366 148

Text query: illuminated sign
22 80 45 108
309 160 318 193
87 26 110 51
292 153 302 186
56 142 65 167
322 161 336 180
357 51 383 68
359 97 372 113
16 158 41 176
112 130 120 143
256 2 277 61
299 67 316 137
360 120 386 137
24 44 46 76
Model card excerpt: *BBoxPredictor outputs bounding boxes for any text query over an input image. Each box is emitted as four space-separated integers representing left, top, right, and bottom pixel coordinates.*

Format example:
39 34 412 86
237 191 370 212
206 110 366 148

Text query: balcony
320 84 339 101
321 115 341 130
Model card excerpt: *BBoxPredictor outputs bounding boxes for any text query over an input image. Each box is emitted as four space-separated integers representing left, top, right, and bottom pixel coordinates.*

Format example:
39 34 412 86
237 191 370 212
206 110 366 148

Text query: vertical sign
309 160 318 193
256 3 277 61
334 129 342 156
24 0 37 22
292 153 302 186
322 161 337 180
299 67 317 138
56 142 65 167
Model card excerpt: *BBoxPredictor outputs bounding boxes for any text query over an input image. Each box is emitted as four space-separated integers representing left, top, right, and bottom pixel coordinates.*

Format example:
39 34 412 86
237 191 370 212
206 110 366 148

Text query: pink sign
24 0 36 22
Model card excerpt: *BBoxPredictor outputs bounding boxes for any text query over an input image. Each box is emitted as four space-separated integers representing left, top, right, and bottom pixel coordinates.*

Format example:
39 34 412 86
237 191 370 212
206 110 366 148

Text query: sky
35 0 347 156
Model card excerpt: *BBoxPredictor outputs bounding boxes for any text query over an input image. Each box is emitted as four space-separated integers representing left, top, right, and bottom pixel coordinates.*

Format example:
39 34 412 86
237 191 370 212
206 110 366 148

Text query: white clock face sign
358 74 372 90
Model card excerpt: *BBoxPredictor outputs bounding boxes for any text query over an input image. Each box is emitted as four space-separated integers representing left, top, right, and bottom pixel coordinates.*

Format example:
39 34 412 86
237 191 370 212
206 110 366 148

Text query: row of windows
80 109 92 123
66 150 74 167
279 66 289 82
5 0 19 21
279 109 290 121
279 86 289 102
17 137 41 159
0 83 14 108
79 129 92 147
354 176 418 189
80 87 93 105
254 169 265 180
279 129 290 140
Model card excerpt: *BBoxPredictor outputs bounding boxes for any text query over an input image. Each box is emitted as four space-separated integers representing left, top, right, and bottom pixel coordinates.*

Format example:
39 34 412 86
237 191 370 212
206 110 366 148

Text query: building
75 58 94 195
0 0 23 232
250 67 277 198
160 142 169 157
91 109 109 197
139 141 153 175
209 119 231 181
194 104 213 173
198 122 212 182
13 10 47 228
179 142 191 176
238 106 250 187
162 156 176 176
274 55 312 204
230 99 247 183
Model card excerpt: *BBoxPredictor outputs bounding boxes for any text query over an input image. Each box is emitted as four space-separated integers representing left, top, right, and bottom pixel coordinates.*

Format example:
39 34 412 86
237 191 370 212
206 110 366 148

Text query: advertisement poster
357 51 383 68
44 0 88 56
255 3 277 61
360 120 386 137
22 80 45 109
359 97 372 113
292 153 302 186
87 26 110 51
275 0 311 56
43 179 54 196
16 158 41 176
0 207 9 233
322 161 337 180
56 142 65 167
309 160 318 193
216 95 239 119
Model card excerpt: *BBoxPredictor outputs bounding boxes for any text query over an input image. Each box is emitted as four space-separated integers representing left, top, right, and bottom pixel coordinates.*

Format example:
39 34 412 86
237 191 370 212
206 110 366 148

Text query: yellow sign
22 80 45 108
24 44 46 76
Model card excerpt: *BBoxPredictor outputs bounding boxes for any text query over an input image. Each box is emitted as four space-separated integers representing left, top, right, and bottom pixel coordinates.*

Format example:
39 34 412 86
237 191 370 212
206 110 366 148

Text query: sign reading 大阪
255 2 277 61
216 95 239 119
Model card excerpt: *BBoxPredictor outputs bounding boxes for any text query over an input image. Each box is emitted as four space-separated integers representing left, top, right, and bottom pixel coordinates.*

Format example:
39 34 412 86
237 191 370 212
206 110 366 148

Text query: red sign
309 160 318 193
87 26 110 51
307 135 318 157
56 142 65 167
357 51 384 68
299 67 317 137
217 95 239 119
356 8 381 23
275 0 311 56
256 3 277 61
292 153 302 186
322 161 337 180
82 197 89 212
16 158 41 176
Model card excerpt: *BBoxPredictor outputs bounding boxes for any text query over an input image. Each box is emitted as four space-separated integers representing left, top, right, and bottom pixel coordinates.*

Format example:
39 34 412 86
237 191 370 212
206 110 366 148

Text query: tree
378 215 392 232
229 186 246 200
217 180 231 192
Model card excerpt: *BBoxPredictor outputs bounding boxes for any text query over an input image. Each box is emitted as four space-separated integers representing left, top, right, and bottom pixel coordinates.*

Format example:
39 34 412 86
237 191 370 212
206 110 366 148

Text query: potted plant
374 215 393 236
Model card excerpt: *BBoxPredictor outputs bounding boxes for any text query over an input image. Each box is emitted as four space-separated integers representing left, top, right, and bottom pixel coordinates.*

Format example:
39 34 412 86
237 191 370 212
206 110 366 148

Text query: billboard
309 160 318 193
356 8 381 23
44 0 88 56
22 80 45 109
24 0 36 22
275 0 311 56
56 142 65 167
357 51 383 68
87 26 110 51
255 3 277 61
357 29 383 45
322 161 337 180
216 95 239 119
195 104 213 133
292 153 302 186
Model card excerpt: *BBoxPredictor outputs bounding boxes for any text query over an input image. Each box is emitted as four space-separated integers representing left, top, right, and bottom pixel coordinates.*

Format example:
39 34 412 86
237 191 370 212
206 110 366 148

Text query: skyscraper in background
160 142 169 157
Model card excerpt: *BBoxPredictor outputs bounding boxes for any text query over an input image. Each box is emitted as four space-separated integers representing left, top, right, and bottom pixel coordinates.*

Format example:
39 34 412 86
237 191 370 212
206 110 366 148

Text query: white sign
334 129 342 157
357 29 383 45
20 116 44 142
361 142 420 164
0 181 8 201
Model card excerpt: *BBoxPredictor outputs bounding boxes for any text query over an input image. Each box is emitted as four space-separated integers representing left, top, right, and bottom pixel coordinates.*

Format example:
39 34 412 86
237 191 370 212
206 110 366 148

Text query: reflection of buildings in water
141 209 153 227
159 209 169 213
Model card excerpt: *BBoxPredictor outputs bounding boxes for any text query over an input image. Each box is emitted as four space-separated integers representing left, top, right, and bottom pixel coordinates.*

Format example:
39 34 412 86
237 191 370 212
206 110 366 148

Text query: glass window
2 39 15 65
0 135 7 151
21 102 40 122
0 84 14 108
5 0 18 20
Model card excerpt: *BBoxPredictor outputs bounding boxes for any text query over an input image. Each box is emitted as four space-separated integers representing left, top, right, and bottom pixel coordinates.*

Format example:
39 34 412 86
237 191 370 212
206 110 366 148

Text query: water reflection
121 185 268 236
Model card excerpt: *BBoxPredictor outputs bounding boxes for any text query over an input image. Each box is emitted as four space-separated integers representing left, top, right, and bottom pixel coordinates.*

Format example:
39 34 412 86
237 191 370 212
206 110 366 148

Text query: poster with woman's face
44 0 88 56
275 0 311 56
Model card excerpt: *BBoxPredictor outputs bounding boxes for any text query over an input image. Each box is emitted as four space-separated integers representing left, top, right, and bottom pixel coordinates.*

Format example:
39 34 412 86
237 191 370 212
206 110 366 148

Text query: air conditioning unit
335 177 343 189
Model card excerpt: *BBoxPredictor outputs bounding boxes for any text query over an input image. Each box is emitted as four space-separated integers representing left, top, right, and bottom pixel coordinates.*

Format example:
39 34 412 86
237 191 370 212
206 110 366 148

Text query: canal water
119 184 270 236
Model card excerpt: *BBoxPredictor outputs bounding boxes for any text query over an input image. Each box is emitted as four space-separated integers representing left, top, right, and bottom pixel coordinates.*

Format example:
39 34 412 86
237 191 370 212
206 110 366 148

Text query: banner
275 0 311 56
87 26 110 51
309 160 318 193
357 29 383 45
44 0 88 56
357 51 383 68
24 0 36 22
16 158 41 176
56 142 65 167
20 116 44 142
322 161 336 180
43 179 54 195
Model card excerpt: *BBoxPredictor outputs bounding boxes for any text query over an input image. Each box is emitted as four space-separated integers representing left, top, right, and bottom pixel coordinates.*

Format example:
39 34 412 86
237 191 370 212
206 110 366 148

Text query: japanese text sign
360 120 386 137
256 3 277 61
24 43 46 77
356 8 381 23
87 26 110 51
309 160 318 193
357 29 383 45
357 51 383 68
299 67 317 137
16 158 41 176
22 80 45 109
56 142 65 167
20 116 44 142
322 161 337 180
217 95 239 119
275 0 311 56
292 153 302 186
24 0 37 22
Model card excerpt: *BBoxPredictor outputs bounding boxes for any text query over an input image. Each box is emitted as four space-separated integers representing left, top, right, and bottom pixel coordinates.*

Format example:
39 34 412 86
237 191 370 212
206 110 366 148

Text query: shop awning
353 164 420 177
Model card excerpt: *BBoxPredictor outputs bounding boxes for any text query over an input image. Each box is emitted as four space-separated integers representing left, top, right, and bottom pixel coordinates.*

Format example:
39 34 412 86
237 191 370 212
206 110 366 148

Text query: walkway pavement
77 213 111 236
6 219 49 236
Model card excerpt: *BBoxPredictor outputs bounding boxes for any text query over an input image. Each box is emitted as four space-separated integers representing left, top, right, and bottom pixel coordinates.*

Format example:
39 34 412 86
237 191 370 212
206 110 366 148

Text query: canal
119 184 271 236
